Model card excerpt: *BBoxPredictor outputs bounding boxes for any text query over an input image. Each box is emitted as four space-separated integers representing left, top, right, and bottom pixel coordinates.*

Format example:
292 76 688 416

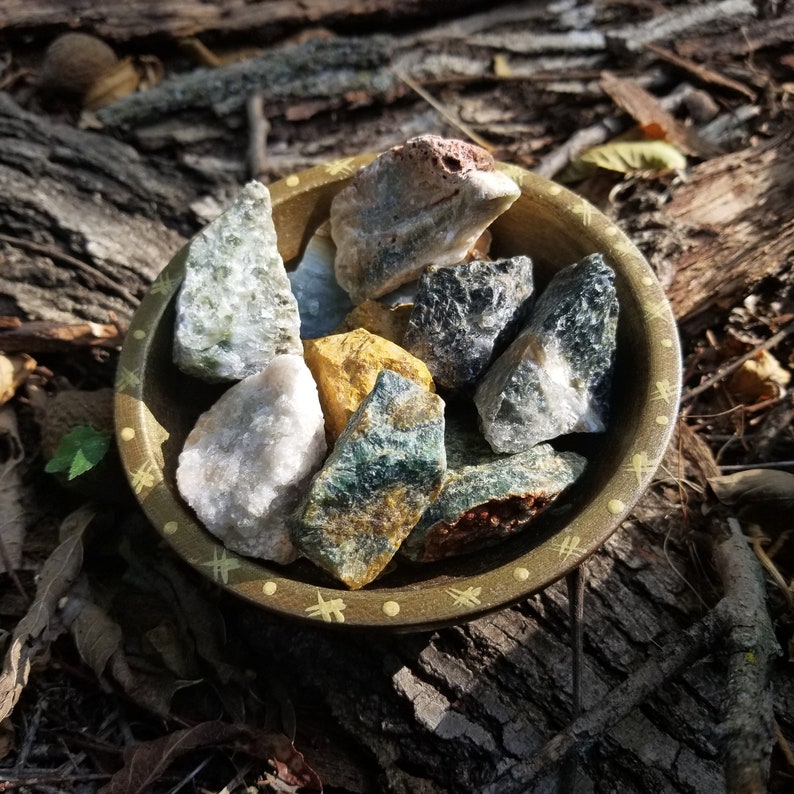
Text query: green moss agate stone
291 369 446 589
474 253 618 453
402 420 586 562
403 256 535 392
173 180 302 381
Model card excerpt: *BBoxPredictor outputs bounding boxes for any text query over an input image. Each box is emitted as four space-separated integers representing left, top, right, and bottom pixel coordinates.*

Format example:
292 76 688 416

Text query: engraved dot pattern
115 156 681 629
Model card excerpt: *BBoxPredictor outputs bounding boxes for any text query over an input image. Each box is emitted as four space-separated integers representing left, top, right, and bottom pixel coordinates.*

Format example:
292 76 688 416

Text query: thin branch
714 518 780 794
246 89 270 181
491 601 726 791
392 69 495 151
491 509 779 792
559 564 586 792
681 323 794 404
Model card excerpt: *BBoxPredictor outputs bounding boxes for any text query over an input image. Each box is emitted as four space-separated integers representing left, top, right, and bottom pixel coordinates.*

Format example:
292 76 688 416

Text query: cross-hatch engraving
201 548 241 584
551 533 583 561
305 591 347 623
644 299 670 322
116 367 141 392
150 272 176 296
653 378 675 404
130 461 155 494
624 451 656 485
446 586 482 608
325 158 358 177
573 200 593 226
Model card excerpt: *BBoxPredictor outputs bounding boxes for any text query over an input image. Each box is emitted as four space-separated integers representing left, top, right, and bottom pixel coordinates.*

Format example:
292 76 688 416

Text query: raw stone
330 135 521 303
291 370 446 589
303 328 434 443
173 180 301 381
403 256 535 392
176 354 326 565
475 253 619 453
287 226 353 339
333 300 413 345
402 419 586 563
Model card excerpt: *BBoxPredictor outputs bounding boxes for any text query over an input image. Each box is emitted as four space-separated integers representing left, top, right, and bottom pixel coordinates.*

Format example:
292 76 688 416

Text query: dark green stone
402 418 586 562
474 253 618 453
291 369 446 589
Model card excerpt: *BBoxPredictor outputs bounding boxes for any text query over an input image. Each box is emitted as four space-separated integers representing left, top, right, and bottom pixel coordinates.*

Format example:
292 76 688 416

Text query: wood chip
644 42 757 101
599 71 718 157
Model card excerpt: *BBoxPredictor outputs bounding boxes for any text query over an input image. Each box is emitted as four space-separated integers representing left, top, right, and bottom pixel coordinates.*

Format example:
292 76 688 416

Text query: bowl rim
115 153 681 630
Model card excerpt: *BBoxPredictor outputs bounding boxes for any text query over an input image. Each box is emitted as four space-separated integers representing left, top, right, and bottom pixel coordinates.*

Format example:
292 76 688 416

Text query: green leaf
44 425 111 480
560 140 687 182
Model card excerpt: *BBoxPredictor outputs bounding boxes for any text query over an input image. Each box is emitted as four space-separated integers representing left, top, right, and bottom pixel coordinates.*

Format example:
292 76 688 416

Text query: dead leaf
70 598 123 678
599 71 713 156
59 574 196 717
0 717 15 760
727 349 791 403
708 469 794 531
0 353 36 405
98 721 322 794
118 527 244 689
560 139 687 182
0 506 94 721
0 407 25 574
107 649 196 718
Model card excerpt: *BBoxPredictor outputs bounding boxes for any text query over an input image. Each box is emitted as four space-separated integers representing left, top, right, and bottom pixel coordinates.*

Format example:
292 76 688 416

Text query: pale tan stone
330 135 520 303
333 300 412 345
303 328 434 442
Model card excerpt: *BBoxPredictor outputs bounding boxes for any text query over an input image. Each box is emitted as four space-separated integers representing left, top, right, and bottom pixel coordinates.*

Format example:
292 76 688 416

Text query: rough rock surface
330 135 521 303
402 418 586 562
287 227 353 339
403 256 535 391
303 327 434 442
176 354 326 564
291 370 446 589
173 180 302 381
333 299 412 345
475 253 619 453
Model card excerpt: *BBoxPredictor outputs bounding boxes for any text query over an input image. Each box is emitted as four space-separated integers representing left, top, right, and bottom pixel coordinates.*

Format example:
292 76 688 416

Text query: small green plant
45 424 111 480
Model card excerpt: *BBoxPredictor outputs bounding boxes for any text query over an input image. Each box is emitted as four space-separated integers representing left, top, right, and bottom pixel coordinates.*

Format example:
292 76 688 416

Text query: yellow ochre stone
333 300 412 345
303 328 434 442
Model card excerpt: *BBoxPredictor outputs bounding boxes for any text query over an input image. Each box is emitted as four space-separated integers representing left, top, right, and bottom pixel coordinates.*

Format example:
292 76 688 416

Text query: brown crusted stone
330 135 521 303
416 494 550 563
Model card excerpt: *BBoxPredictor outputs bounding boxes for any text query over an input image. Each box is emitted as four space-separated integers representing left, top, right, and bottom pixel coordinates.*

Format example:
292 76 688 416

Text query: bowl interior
115 156 681 629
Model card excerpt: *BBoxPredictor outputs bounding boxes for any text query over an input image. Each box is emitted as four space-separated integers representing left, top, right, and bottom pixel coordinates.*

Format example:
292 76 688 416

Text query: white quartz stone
173 180 302 381
176 354 327 564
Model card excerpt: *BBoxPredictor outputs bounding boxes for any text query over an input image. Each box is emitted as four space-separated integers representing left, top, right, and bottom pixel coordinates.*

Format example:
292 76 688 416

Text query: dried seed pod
83 56 141 109
40 32 119 97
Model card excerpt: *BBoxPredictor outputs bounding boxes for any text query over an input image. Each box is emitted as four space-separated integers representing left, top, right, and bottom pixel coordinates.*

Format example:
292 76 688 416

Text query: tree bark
0 0 493 42
1 3 792 792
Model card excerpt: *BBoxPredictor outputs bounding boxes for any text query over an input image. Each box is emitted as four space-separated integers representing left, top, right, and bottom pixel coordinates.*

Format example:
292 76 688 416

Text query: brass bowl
115 154 681 630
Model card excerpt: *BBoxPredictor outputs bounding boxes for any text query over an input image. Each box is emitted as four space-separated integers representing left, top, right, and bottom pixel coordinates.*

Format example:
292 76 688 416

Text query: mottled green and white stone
176 354 326 564
475 253 619 453
173 180 301 381
291 369 446 589
403 419 586 562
